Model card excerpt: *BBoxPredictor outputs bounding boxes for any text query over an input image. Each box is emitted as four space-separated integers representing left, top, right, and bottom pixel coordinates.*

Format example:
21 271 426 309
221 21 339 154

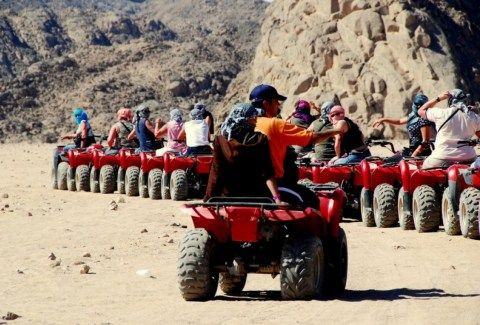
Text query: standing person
328 105 371 165
249 84 341 206
178 107 212 155
193 103 214 139
127 104 162 152
106 108 137 154
418 89 480 169
154 108 186 156
372 94 433 158
307 101 336 161
61 107 95 150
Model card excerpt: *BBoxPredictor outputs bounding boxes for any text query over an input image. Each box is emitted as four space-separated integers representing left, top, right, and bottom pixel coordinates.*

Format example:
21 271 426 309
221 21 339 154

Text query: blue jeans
334 149 371 165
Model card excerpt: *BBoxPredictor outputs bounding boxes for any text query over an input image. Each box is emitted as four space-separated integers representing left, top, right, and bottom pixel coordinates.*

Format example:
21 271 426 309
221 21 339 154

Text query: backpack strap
436 108 461 133
119 121 132 133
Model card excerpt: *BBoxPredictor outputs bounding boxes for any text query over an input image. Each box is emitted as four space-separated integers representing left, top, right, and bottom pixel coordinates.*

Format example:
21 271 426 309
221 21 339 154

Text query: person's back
310 119 335 160
136 117 157 152
340 117 365 154
166 120 186 151
114 120 136 148
185 120 209 148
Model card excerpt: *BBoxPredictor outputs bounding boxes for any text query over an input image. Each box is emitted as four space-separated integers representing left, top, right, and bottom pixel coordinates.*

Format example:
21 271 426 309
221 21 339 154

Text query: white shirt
184 120 209 147
426 106 480 160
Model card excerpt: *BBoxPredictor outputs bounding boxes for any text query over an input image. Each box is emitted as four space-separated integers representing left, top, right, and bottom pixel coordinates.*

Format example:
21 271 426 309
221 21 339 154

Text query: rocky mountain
0 0 268 142
219 0 480 138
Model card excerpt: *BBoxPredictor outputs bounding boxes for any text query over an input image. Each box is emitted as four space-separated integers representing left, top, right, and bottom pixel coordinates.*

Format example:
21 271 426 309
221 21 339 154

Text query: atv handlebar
366 139 395 153
457 139 480 147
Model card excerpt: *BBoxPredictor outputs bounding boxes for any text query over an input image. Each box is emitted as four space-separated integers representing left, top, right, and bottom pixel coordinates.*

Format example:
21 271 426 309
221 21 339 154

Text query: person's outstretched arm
372 117 408 127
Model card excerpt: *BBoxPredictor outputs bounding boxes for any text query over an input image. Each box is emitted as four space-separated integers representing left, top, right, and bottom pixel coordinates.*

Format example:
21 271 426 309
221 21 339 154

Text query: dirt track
0 143 479 324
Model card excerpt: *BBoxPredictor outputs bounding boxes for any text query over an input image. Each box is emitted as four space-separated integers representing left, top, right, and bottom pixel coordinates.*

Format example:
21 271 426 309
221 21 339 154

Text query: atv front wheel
125 166 139 196
67 166 76 191
280 235 325 300
412 185 440 232
170 169 188 200
373 183 398 228
117 167 125 194
161 172 171 200
100 165 116 194
138 171 149 198
57 162 69 191
398 188 414 230
442 187 460 235
178 229 218 301
147 168 163 200
360 188 375 227
219 273 247 295
75 165 90 192
458 187 480 239
325 228 348 296
89 167 100 193
51 165 58 190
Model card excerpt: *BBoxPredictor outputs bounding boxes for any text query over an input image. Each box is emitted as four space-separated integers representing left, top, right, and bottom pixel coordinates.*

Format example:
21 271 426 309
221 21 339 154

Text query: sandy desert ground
0 143 479 324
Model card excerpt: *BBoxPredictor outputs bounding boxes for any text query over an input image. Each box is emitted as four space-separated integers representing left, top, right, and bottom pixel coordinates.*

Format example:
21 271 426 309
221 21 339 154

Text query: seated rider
154 108 187 156
372 94 433 160
61 107 96 151
193 103 214 141
328 105 371 165
127 104 163 153
287 100 315 155
178 107 212 155
106 108 137 154
307 101 336 161
418 89 480 169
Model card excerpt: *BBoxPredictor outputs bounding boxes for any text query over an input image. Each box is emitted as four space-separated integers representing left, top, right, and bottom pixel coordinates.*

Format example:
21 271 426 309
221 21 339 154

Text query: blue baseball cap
249 84 287 102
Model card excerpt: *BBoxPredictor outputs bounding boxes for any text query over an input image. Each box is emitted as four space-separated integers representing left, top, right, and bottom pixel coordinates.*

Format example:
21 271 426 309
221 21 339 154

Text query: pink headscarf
117 108 133 122
328 105 345 125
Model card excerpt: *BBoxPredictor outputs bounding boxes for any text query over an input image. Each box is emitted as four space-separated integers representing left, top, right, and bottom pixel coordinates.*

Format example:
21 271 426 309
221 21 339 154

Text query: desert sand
0 143 479 324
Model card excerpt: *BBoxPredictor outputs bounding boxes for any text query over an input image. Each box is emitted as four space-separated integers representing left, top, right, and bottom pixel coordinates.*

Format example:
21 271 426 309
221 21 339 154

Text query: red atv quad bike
397 158 451 232
441 139 480 239
90 149 123 194
177 184 348 301
118 149 142 196
162 152 213 201
139 151 166 200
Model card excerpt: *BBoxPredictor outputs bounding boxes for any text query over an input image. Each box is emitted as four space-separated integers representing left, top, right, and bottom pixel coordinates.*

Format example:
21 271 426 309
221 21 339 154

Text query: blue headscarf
448 88 470 107
220 103 260 140
73 107 88 125
320 101 335 121
190 107 204 120
170 108 183 123
407 94 428 127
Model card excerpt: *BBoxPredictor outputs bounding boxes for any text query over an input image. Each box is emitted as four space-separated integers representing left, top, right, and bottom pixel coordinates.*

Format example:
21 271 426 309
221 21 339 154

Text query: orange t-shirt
255 117 313 178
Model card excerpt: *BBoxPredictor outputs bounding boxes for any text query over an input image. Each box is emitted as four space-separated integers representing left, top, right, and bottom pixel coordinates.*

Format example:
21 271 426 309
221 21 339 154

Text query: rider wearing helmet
418 89 480 169
107 108 137 152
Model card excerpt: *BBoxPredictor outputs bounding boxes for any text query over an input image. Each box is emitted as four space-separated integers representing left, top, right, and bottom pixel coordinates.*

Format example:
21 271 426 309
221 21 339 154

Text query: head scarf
190 107 203 120
407 94 429 127
292 100 313 125
448 88 470 107
220 103 260 141
320 101 335 121
73 107 88 125
193 103 207 115
328 105 345 125
133 104 150 124
170 108 183 123
117 108 133 122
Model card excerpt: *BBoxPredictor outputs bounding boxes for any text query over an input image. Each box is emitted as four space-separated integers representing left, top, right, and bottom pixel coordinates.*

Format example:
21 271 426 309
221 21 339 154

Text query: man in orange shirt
250 84 340 206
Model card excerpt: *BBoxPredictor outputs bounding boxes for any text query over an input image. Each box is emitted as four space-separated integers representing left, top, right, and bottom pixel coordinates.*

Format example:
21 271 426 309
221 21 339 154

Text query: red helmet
117 108 133 122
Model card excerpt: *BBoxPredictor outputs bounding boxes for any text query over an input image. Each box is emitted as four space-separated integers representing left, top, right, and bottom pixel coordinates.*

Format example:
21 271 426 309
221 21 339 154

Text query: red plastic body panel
298 166 312 180
118 148 141 170
67 148 94 168
163 153 212 175
92 150 119 170
360 159 401 190
399 159 447 193
312 165 354 184
140 152 164 173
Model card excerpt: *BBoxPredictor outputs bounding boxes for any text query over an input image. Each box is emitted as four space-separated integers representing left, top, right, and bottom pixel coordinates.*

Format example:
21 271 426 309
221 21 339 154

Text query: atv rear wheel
57 162 69 190
280 235 325 300
51 165 58 190
412 185 440 232
219 273 247 295
125 166 139 196
90 167 100 193
458 187 480 239
147 168 163 200
398 188 414 230
441 187 460 235
67 166 76 191
117 167 125 194
170 169 188 201
325 228 348 296
75 165 90 192
100 165 116 194
360 188 375 227
178 229 218 301
138 171 149 198
373 184 398 228
161 172 171 200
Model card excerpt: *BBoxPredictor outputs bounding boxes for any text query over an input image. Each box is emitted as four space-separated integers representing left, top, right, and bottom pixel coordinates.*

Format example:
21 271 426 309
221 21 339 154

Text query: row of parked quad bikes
51 139 479 301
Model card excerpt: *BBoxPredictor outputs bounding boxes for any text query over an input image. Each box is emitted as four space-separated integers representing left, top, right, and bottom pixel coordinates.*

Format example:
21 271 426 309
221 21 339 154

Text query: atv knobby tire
75 165 90 192
117 167 126 194
360 188 375 227
412 185 440 232
373 184 398 228
325 228 348 296
458 187 480 239
148 168 163 200
280 235 325 300
178 229 218 301
125 166 140 196
170 169 188 201
161 172 171 200
51 165 58 190
57 162 69 191
219 273 247 295
100 165 116 194
398 188 414 230
441 187 460 236
67 166 76 191
90 167 100 193
138 171 149 198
